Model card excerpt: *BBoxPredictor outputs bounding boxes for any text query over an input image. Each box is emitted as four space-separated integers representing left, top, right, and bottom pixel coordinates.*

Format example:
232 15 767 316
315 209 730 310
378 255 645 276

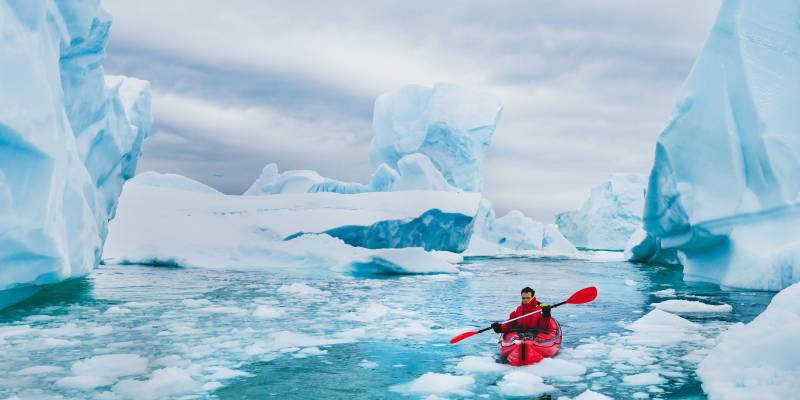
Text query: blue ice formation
640 0 800 290
0 1 151 309
315 209 474 252
556 174 646 250
370 83 503 192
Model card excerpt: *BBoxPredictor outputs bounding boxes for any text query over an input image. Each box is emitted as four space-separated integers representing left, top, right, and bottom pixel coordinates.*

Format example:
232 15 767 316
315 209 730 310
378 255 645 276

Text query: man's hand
491 322 502 333
541 305 551 318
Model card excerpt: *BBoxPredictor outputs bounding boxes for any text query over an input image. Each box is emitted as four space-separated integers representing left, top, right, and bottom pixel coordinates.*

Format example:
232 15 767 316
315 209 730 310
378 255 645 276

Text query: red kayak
498 318 562 366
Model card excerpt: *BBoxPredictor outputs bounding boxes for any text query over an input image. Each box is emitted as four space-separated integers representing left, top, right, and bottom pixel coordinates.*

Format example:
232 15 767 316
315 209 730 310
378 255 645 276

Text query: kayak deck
498 318 562 366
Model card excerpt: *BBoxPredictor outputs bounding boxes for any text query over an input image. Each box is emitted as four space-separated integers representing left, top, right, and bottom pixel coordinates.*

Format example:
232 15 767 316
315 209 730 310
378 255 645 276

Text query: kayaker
491 287 552 333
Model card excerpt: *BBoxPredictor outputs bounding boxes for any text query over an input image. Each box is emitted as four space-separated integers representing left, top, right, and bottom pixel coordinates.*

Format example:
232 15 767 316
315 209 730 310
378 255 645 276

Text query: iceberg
556 174 646 250
370 83 503 192
640 0 800 290
623 228 681 266
0 1 151 309
244 163 324 195
465 200 577 256
697 282 800 399
103 178 480 271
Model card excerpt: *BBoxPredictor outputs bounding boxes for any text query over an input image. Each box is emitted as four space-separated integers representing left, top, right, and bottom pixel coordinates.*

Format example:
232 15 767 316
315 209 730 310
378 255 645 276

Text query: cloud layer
104 0 721 221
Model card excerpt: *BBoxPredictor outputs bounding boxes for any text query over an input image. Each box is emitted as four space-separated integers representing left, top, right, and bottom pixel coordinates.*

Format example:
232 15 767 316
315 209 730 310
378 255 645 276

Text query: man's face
520 292 533 304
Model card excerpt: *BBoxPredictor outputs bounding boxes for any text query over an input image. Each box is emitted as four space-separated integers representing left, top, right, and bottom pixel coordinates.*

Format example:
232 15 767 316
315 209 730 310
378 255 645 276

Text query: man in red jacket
491 287 552 333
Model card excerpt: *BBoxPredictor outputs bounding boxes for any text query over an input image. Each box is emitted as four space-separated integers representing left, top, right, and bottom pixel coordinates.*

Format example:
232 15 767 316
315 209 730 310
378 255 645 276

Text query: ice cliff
639 0 800 290
557 174 646 251
0 1 151 308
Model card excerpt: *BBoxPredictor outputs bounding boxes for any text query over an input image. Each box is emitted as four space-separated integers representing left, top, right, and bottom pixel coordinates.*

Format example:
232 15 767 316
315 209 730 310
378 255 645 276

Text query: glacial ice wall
370 83 502 192
557 174 646 250
0 1 151 308
641 0 800 290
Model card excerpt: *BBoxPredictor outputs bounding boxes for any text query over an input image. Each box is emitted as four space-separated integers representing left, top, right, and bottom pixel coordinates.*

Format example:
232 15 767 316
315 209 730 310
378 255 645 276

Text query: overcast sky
103 0 721 222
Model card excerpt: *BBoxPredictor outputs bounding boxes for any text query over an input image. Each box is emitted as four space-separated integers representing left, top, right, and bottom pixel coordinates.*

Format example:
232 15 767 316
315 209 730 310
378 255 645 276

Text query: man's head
520 287 535 304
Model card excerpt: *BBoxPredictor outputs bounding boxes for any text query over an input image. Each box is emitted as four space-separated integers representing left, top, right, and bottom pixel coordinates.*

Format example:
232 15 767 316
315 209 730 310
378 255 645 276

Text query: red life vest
500 297 549 332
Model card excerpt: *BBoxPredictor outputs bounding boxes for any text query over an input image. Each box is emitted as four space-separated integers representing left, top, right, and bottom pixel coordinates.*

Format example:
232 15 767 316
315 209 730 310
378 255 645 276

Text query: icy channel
0 258 775 399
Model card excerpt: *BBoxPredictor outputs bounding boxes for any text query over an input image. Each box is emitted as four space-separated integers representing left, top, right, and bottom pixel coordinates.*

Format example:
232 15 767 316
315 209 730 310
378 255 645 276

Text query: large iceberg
640 0 800 290
697 282 800 399
103 177 480 271
370 83 502 192
465 200 577 256
557 173 646 250
0 1 151 309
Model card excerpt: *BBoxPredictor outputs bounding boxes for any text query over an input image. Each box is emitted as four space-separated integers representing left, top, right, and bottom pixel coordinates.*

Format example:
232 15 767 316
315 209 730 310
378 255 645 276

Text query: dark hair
521 287 535 296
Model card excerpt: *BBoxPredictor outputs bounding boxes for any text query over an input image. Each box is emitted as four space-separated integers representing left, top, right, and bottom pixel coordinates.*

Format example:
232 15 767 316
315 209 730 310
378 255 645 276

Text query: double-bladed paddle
449 286 598 344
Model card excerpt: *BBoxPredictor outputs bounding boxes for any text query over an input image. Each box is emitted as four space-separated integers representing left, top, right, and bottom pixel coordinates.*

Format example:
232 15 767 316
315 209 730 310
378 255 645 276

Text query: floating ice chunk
113 368 198 400
520 358 587 377
625 279 638 287
252 305 284 319
455 356 508 373
55 375 114 390
556 174 647 250
339 304 390 322
632 392 649 398
623 228 680 266
626 309 701 346
573 390 613 400
71 354 148 378
181 299 213 308
497 371 554 397
129 171 221 194
391 372 475 396
205 366 252 380
652 289 676 297
277 283 326 297
697 282 800 400
621 372 666 386
15 366 65 375
269 331 354 350
349 248 459 275
197 306 249 316
359 359 379 369
293 347 328 358
651 300 732 313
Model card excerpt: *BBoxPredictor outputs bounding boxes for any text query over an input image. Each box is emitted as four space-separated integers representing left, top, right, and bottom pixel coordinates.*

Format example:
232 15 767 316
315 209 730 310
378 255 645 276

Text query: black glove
491 322 502 333
541 305 551 318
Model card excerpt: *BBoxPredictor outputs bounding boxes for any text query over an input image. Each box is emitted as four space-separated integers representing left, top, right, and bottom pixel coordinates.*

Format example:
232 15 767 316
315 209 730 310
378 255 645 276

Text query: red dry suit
500 298 550 332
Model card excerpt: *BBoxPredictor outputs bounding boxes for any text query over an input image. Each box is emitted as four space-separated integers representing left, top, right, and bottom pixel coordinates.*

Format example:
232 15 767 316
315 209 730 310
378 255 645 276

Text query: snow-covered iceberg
0 1 151 309
640 0 800 290
697 282 800 399
370 83 502 192
556 174 646 250
465 200 577 256
103 177 479 272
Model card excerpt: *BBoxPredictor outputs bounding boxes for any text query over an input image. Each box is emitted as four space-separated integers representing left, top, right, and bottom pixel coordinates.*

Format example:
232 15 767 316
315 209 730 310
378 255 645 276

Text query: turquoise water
0 257 775 399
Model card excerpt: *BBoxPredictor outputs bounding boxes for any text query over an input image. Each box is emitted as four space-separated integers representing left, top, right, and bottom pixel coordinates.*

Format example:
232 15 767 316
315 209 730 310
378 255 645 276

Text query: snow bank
557 174 646 250
129 171 220 194
698 282 800 400
640 0 800 290
0 1 152 309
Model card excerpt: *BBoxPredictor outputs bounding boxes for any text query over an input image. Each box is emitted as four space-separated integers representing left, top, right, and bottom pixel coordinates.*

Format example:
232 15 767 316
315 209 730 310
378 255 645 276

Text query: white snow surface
104 182 471 273
640 0 800 290
370 83 502 192
697 282 800 400
557 173 646 250
129 171 221 194
0 1 151 309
